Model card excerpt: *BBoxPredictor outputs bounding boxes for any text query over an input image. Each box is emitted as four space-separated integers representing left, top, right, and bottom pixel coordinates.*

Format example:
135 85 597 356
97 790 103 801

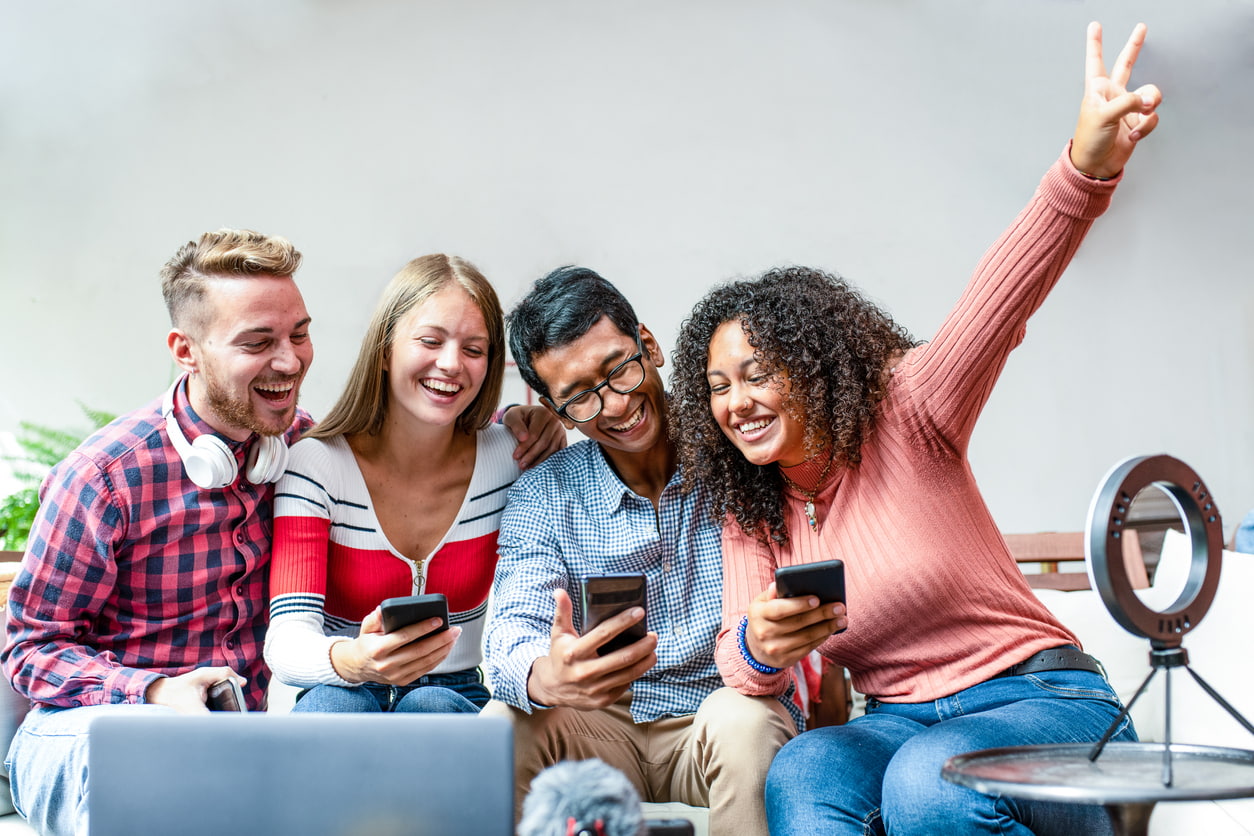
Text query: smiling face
384 284 490 429
171 273 312 441
531 316 668 455
706 319 808 468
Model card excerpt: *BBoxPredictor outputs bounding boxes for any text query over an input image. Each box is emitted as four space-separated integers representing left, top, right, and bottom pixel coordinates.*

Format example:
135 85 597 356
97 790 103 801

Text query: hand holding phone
580 573 647 656
331 594 455 687
774 558 846 637
525 586 656 711
379 593 450 638
206 677 246 712
743 559 847 671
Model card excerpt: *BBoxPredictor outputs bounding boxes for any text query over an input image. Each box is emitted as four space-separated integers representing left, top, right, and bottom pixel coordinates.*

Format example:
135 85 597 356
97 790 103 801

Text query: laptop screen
88 713 513 836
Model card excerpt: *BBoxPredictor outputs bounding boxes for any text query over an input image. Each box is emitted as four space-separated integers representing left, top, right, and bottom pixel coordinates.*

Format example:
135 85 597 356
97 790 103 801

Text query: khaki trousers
483 686 795 836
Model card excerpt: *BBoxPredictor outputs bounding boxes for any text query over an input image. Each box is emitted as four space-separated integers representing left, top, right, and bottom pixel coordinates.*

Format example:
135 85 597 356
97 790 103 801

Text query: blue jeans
6 703 177 836
291 669 489 714
765 669 1137 836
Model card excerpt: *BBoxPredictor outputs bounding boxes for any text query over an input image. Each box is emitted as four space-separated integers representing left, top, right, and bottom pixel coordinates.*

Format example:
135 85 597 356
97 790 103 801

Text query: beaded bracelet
737 615 783 674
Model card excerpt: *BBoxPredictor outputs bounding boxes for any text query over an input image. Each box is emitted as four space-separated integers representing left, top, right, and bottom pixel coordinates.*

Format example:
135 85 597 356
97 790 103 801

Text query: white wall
2 0 1251 536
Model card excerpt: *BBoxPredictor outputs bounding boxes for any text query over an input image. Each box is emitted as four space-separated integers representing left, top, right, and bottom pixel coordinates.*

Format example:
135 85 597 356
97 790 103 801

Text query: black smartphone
580 573 647 656
380 593 450 637
774 559 846 604
206 677 246 712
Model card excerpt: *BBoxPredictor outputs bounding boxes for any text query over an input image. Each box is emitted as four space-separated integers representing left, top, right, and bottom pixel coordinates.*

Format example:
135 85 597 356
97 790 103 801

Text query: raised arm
904 22 1163 445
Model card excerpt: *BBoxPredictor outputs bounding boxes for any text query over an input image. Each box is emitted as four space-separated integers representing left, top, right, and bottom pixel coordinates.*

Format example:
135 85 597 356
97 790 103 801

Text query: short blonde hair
311 254 505 440
160 229 302 334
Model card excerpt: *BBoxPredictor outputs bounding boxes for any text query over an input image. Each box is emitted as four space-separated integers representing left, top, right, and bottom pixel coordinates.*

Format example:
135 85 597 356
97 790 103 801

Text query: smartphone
206 677 246 712
580 573 647 657
774 559 846 604
380 593 450 637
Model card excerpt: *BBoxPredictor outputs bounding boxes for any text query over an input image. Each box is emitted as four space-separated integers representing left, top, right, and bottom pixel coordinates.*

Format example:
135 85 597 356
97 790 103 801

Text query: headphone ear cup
184 434 239 490
244 435 289 484
166 398 239 490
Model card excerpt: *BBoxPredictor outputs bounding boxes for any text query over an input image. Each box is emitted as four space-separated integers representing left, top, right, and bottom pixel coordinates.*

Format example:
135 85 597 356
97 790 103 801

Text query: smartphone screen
380 593 450 636
580 573 647 656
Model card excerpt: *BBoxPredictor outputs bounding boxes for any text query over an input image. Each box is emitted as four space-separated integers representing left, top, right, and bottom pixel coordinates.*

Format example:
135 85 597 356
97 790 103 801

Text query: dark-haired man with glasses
483 266 795 836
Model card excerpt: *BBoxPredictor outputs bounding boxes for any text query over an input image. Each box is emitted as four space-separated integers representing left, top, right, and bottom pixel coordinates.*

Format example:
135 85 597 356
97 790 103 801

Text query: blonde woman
265 254 563 713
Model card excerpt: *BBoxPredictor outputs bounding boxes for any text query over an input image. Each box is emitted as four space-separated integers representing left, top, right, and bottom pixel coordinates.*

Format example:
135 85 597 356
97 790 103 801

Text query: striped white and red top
265 424 520 687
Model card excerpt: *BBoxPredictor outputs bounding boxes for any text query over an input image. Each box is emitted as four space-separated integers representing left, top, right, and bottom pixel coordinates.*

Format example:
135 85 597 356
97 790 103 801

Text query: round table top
944 742 1254 806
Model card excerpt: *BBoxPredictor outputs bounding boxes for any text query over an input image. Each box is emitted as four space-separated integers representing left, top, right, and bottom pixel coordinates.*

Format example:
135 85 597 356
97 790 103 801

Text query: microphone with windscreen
518 759 645 836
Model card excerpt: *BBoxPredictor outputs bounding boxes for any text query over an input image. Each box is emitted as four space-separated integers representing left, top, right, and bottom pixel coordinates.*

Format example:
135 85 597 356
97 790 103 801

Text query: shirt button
663 562 673 573
235 586 244 596
234 531 245 545
673 625 685 637
226 639 235 650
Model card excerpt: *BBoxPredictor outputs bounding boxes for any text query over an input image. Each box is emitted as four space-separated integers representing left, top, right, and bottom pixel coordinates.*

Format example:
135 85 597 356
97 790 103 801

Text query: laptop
88 713 513 836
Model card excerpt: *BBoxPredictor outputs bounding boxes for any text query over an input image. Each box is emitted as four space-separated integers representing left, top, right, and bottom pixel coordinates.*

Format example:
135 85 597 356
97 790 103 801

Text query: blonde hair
311 254 505 439
160 229 302 334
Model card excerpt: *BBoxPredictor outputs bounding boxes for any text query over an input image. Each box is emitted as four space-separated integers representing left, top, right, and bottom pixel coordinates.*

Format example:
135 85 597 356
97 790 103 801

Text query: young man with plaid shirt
1 229 315 836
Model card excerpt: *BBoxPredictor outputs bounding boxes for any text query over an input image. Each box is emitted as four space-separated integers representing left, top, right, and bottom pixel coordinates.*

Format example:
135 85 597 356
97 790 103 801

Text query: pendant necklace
780 454 835 531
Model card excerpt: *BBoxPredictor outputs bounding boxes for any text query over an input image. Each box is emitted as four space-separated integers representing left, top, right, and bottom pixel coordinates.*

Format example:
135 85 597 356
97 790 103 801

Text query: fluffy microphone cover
517 758 646 836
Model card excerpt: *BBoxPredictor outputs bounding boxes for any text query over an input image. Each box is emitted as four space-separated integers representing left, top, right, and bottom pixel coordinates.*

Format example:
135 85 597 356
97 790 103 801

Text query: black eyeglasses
549 332 647 423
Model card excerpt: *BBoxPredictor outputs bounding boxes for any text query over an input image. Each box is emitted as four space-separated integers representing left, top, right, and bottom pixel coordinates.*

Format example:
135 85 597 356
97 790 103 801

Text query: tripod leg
1161 667 1173 788
1184 666 1254 738
1090 667 1158 762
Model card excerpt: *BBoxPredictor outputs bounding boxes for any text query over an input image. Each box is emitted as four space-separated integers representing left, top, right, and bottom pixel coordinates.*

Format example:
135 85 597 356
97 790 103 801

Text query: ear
168 328 198 375
638 324 664 369
539 396 577 431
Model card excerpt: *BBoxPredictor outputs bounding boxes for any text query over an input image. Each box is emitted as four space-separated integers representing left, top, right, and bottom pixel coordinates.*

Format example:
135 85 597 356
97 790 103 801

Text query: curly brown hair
670 266 915 543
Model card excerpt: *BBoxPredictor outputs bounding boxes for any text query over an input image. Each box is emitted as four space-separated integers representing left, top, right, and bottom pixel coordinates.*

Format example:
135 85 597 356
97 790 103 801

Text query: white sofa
0 531 1249 834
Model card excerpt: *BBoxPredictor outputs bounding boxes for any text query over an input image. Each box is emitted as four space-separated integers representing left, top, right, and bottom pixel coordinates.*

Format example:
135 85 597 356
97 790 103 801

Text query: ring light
1085 454 1223 647
942 453 1251 798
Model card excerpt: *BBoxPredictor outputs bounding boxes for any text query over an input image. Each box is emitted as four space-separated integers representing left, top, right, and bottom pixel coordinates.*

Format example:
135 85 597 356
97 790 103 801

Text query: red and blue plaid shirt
1 380 312 710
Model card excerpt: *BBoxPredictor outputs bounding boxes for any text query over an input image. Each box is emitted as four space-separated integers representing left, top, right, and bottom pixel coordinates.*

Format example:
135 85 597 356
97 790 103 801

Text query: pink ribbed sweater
717 149 1116 703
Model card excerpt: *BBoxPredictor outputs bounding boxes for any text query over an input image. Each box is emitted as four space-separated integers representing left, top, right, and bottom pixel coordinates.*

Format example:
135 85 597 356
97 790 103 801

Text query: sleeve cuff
487 642 549 714
1045 141 1119 220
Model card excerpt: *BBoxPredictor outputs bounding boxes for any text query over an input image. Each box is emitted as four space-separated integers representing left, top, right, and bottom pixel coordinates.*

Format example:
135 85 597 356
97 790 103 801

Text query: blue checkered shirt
486 439 726 723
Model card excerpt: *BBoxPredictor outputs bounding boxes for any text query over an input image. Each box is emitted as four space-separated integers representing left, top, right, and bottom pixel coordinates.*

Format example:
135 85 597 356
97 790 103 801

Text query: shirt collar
587 442 683 514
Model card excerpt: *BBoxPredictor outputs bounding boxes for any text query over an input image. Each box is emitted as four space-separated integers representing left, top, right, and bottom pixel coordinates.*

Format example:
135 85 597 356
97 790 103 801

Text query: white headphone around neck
163 378 289 490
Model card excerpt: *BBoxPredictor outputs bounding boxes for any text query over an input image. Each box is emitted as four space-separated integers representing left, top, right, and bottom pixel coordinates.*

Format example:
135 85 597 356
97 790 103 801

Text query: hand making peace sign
1070 22 1163 181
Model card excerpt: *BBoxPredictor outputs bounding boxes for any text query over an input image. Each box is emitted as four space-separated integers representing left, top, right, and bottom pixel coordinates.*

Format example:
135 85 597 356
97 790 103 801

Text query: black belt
993 646 1106 680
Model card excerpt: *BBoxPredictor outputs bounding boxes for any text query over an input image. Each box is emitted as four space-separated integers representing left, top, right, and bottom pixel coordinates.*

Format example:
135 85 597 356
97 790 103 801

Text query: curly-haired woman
669 22 1161 836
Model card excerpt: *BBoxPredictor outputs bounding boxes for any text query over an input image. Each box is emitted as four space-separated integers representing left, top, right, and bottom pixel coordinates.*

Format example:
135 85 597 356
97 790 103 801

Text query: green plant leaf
1 404 117 550
76 402 117 431
0 488 39 551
